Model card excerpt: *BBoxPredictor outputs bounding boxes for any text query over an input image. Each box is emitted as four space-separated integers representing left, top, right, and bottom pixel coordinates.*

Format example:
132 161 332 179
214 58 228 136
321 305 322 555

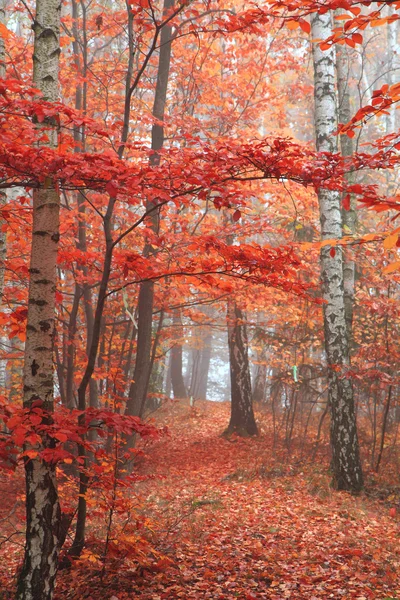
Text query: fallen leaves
2 400 400 599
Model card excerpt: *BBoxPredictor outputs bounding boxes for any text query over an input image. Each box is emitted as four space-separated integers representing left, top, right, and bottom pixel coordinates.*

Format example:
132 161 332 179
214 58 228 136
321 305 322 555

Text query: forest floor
1 400 400 599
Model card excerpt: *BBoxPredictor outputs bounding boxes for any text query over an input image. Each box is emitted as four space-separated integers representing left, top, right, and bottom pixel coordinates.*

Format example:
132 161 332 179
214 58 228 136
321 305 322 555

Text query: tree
126 0 175 419
225 299 258 437
16 0 62 598
311 8 363 493
170 309 187 399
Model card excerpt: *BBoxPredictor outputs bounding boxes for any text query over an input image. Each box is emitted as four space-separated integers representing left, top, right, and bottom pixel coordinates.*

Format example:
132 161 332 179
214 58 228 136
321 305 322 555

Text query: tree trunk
189 325 212 400
16 1 62 598
126 0 174 416
225 301 258 436
336 36 356 335
252 323 268 404
311 9 363 493
189 348 201 398
170 310 187 399
386 7 397 136
196 326 212 400
165 350 172 398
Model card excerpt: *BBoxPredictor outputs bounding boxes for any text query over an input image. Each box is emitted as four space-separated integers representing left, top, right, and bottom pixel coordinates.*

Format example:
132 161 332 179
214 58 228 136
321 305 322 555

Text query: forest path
124 400 400 600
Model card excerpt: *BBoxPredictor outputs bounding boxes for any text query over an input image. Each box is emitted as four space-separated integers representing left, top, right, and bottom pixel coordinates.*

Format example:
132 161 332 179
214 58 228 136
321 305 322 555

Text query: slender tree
225 300 258 436
311 9 363 492
336 37 356 335
16 0 62 598
126 0 174 417
170 309 187 399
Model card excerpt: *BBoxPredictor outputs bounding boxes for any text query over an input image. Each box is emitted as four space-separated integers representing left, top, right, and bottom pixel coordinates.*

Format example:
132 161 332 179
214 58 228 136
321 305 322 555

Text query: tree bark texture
17 1 62 598
225 301 258 436
336 38 356 335
311 10 363 493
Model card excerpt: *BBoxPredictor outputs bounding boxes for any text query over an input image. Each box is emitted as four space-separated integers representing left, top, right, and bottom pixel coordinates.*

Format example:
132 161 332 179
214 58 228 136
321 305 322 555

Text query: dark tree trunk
170 310 187 399
126 0 174 416
126 282 154 416
225 301 258 436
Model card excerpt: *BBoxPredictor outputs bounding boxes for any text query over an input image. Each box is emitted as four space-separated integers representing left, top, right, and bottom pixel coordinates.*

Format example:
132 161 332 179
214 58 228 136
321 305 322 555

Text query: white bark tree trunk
311 9 363 493
386 6 397 135
336 36 356 334
17 1 62 598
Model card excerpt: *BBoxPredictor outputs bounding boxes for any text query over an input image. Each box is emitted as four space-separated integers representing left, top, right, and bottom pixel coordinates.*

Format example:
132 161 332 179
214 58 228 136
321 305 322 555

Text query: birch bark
336 39 356 335
16 1 62 598
386 7 397 135
311 10 363 492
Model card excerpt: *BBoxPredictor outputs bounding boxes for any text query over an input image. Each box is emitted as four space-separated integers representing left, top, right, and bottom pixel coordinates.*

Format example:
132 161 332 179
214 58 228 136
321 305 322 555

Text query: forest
1 0 400 598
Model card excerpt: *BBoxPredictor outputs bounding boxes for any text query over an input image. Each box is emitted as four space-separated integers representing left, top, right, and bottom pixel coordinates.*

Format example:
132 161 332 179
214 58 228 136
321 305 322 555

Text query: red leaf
330 247 336 257
343 194 351 211
389 507 397 518
106 181 118 197
320 41 332 51
233 210 241 222
29 414 42 427
53 432 68 443
299 20 311 34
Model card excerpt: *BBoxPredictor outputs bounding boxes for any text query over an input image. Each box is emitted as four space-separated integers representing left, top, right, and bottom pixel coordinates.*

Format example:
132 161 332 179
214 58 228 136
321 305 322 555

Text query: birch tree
336 39 356 335
126 0 175 418
311 9 363 493
16 1 62 598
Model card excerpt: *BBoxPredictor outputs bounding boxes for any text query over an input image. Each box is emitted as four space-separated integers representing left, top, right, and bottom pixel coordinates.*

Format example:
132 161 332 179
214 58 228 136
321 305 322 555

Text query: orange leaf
383 233 398 249
383 261 400 274
286 20 299 30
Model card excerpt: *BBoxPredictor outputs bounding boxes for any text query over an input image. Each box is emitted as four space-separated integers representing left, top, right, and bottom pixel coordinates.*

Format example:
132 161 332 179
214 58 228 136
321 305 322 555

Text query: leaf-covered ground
2 400 400 599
